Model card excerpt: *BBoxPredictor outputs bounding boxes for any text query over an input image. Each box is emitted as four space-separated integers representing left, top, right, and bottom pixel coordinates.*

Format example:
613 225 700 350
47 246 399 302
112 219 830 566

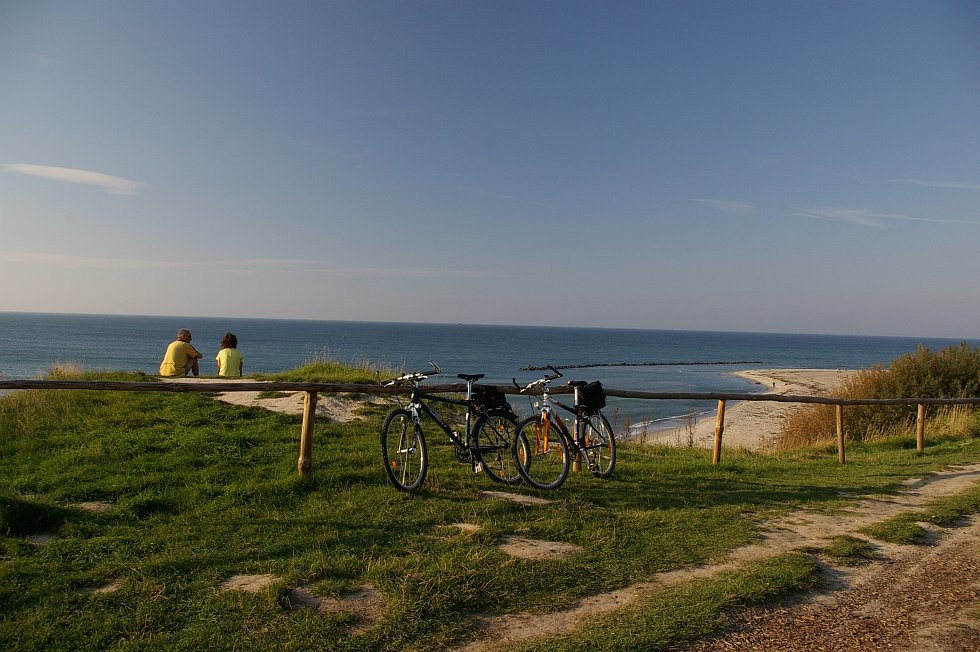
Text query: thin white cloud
796 207 972 227
890 178 980 190
0 251 510 279
693 199 757 216
1 163 150 196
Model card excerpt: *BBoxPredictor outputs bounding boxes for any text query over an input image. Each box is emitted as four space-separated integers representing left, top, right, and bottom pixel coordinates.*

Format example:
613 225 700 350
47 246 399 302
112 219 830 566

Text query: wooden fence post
712 400 726 464
916 404 925 452
836 404 845 465
298 391 317 477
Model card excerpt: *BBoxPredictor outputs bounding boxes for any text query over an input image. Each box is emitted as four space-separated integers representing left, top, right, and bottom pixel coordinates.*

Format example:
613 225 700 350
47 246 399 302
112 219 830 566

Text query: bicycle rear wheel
514 413 570 490
473 409 522 485
380 408 428 492
580 411 616 478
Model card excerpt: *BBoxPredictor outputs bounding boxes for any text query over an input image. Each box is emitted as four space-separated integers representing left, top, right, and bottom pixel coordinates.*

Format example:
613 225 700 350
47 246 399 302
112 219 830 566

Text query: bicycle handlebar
514 365 564 392
382 360 441 386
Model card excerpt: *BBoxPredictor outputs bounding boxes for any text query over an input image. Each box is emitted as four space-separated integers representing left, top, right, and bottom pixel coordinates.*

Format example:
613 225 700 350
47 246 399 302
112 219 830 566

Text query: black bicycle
379 362 524 493
512 366 616 490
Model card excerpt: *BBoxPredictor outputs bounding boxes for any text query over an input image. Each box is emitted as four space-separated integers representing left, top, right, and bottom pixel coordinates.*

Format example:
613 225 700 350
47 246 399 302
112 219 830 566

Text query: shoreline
634 368 855 451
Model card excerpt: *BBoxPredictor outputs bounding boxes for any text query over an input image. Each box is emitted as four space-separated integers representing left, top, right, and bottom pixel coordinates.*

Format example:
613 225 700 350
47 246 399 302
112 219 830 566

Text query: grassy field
2 368 979 651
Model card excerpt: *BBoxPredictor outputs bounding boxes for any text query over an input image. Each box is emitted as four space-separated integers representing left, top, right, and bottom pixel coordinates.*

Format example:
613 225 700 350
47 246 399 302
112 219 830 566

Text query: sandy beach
639 368 856 451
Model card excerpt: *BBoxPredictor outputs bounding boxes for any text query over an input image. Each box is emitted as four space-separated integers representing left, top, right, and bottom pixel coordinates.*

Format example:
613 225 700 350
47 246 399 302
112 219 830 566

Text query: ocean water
2 312 978 431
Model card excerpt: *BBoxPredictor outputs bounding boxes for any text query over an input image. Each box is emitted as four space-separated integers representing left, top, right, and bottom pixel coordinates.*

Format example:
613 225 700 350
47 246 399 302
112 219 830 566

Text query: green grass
2 368 980 650
810 535 881 566
252 352 394 384
860 481 980 545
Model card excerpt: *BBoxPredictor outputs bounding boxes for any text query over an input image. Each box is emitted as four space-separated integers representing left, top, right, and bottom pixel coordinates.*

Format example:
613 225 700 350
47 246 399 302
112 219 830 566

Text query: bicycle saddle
567 380 588 387
457 373 485 382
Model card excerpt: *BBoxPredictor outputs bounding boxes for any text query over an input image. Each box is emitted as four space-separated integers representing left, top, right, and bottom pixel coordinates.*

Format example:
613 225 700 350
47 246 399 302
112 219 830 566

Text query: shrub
776 343 980 448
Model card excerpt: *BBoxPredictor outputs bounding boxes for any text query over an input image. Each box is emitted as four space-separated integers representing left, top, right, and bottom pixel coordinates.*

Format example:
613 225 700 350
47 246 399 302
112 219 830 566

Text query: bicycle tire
472 409 522 485
380 408 428 492
514 413 571 490
580 411 616 478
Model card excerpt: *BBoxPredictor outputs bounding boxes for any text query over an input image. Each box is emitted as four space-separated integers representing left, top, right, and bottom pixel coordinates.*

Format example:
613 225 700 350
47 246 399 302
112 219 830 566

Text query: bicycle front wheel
580 412 616 478
473 409 522 485
380 409 428 492
514 413 571 490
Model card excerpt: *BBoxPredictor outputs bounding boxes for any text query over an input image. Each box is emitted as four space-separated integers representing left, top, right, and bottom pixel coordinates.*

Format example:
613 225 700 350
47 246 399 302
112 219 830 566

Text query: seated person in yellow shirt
215 332 244 377
159 328 203 377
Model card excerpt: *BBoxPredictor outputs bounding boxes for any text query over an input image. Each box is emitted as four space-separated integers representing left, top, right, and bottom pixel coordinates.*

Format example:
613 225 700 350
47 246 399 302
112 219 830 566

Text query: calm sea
2 312 978 431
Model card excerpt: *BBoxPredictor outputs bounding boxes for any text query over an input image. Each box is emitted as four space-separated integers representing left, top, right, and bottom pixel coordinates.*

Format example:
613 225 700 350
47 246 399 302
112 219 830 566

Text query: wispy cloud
693 199 757 216
890 178 980 190
796 207 972 227
1 163 150 196
0 252 511 279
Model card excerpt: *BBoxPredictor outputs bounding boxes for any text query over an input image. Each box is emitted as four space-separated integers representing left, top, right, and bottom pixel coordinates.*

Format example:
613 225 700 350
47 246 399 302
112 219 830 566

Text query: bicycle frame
539 387 585 449
404 383 477 451
516 369 614 471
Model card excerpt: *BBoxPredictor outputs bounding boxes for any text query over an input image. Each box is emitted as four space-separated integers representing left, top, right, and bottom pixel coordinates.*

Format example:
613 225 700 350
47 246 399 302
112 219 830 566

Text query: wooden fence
2 379 979 476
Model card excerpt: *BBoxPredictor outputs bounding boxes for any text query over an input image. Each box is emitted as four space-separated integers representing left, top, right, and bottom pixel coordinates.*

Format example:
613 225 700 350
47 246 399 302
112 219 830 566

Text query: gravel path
685 517 980 651
453 464 980 651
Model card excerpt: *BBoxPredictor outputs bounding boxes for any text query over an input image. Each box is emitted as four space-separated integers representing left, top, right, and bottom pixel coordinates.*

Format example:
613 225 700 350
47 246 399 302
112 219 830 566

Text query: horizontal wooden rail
2 380 978 474
4 380 980 407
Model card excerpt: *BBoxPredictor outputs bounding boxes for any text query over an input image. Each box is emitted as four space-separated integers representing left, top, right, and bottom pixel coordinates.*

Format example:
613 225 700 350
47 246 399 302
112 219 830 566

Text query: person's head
220 332 238 349
177 328 192 342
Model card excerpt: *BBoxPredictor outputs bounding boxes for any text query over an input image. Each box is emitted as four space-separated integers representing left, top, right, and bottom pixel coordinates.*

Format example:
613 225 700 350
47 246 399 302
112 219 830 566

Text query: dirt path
451 463 980 651
687 519 980 651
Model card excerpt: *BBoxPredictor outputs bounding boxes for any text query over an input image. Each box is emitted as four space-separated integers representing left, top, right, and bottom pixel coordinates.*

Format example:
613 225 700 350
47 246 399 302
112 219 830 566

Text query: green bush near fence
778 343 980 447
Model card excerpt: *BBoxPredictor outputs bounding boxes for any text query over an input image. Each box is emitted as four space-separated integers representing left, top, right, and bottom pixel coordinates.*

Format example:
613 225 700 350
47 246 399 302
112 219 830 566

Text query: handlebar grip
548 365 563 378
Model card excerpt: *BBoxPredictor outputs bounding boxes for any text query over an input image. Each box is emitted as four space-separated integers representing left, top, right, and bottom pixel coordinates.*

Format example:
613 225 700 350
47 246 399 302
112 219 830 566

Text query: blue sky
2 1 979 338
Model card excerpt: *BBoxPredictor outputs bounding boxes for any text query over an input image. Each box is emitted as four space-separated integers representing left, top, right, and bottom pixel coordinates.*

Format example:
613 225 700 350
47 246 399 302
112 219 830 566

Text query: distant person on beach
159 328 203 377
215 332 244 377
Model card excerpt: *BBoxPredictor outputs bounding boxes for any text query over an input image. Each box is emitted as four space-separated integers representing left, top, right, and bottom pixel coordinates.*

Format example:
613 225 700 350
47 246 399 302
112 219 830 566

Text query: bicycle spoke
515 414 570 490
380 408 428 492
473 410 522 485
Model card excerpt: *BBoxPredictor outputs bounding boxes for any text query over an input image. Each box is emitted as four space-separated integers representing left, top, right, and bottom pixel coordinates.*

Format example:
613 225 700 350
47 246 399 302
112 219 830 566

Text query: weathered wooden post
298 391 317 477
916 403 926 452
712 400 726 464
836 404 845 464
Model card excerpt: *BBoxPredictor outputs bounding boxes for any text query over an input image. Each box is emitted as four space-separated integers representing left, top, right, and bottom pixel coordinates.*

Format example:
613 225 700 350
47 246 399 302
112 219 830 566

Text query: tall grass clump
776 343 980 449
254 350 398 384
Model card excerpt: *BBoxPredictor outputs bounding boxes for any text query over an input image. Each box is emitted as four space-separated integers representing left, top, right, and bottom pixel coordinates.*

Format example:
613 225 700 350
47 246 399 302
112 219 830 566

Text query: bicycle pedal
473 462 483 473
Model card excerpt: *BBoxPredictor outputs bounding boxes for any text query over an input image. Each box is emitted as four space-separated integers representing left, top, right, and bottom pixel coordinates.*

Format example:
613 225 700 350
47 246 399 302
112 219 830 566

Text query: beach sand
638 368 856 452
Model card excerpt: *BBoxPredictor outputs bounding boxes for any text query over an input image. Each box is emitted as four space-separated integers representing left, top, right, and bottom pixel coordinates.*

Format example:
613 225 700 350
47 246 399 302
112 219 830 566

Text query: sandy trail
450 463 980 651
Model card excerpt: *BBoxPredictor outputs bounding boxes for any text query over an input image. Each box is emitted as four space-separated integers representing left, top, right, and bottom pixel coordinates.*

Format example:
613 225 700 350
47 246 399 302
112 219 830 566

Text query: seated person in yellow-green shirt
159 328 203 377
215 332 244 377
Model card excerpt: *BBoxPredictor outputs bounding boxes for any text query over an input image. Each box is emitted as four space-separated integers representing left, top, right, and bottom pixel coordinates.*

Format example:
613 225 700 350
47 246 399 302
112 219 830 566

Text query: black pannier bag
471 385 510 412
579 381 606 414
